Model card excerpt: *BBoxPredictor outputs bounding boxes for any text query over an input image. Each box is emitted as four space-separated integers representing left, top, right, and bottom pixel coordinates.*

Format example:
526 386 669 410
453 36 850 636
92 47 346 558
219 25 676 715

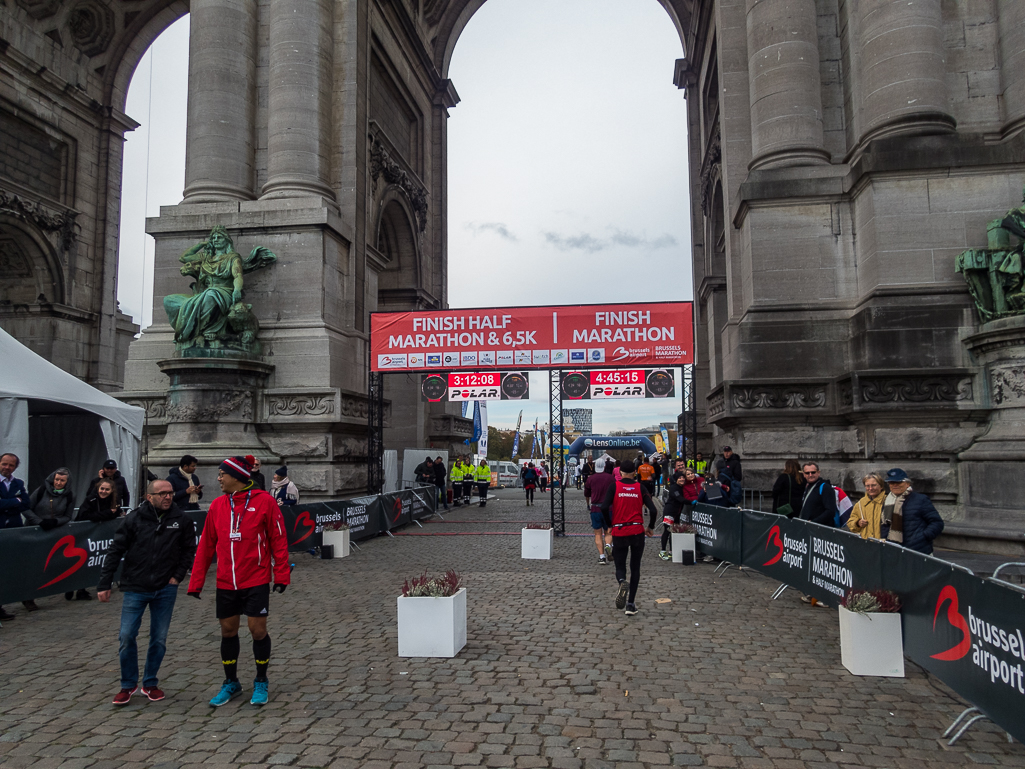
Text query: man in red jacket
599 459 658 616
188 455 290 707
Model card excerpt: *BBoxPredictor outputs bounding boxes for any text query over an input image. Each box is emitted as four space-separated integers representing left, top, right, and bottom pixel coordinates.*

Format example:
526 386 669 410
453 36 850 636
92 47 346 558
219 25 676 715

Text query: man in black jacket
97 479 197 706
433 457 449 510
799 462 837 526
715 446 743 482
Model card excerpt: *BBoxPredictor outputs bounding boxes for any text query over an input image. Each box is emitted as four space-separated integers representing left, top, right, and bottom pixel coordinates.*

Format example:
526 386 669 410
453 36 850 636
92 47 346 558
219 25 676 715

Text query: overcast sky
116 0 692 434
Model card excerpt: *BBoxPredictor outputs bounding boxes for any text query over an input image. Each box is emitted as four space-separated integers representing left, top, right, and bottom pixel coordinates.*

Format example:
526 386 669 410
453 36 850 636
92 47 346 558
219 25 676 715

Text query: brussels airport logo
763 525 805 569
292 511 316 544
39 535 88 589
613 346 630 361
931 586 971 661
377 354 407 369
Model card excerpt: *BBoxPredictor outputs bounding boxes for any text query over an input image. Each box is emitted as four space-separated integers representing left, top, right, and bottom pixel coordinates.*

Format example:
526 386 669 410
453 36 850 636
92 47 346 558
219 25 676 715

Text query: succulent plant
401 570 462 597
671 522 696 534
842 589 901 614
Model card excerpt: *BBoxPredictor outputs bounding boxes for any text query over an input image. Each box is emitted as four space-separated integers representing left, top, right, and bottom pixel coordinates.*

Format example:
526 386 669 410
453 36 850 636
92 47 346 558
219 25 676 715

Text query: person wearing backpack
521 463 538 506
799 462 837 526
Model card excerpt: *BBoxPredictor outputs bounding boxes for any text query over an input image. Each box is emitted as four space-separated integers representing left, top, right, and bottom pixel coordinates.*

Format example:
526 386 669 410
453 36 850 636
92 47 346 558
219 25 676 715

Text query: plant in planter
322 521 350 559
397 570 466 657
669 522 696 564
522 522 553 559
838 589 904 677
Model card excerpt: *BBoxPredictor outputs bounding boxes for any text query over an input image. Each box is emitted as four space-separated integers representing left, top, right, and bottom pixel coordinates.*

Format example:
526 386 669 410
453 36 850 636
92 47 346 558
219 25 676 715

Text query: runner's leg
219 616 242 682
627 533 645 603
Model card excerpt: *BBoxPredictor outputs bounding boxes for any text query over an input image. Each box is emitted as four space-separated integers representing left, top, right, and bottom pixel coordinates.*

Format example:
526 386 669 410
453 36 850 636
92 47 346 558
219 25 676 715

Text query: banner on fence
0 512 206 605
690 504 743 563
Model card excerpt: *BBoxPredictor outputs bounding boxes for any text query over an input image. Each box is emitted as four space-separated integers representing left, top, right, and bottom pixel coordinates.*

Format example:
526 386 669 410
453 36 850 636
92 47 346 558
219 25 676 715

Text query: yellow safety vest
450 464 463 482
476 465 490 482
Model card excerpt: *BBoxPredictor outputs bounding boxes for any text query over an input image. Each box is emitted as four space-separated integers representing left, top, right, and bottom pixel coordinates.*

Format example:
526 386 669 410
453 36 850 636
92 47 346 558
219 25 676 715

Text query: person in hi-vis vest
476 460 491 507
449 460 464 506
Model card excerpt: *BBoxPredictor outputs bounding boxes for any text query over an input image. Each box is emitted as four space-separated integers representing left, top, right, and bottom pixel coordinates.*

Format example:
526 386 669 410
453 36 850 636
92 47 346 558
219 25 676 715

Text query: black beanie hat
275 466 288 477
220 455 255 483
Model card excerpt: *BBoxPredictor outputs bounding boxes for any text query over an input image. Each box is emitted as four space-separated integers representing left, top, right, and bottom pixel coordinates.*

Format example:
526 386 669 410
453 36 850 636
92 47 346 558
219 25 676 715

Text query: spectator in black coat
715 446 743 481
86 460 131 509
771 459 805 517
0 452 30 620
433 457 449 510
78 478 122 522
250 458 267 491
882 468 944 555
799 462 837 526
167 455 203 511
413 457 435 486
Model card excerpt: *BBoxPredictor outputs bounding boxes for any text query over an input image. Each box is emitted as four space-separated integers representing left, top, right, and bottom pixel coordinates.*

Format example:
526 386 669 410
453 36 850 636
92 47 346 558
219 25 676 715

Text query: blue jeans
119 583 179 689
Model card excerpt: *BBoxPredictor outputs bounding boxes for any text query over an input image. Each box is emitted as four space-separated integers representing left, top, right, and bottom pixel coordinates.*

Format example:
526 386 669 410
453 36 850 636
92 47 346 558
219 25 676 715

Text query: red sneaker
142 686 165 702
112 687 137 705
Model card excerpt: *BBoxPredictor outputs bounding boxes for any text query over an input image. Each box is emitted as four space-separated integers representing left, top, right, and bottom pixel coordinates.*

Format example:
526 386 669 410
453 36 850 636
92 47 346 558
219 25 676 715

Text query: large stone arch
428 0 690 78
375 193 424 309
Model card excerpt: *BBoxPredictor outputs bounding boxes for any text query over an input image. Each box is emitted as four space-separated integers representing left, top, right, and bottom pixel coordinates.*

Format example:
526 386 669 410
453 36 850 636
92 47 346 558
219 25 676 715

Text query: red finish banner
371 302 693 372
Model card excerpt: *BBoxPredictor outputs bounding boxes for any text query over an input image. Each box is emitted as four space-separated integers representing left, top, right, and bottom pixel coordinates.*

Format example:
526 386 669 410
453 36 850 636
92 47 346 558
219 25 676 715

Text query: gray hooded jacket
25 470 75 527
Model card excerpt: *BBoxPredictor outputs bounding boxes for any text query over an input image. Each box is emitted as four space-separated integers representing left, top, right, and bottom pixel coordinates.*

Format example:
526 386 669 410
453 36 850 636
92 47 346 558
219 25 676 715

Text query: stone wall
680 0 1025 552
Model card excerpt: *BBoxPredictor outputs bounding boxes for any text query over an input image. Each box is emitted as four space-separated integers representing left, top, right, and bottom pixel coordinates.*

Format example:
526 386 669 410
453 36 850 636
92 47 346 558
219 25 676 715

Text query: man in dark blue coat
0 452 30 621
883 468 944 555
799 462 837 526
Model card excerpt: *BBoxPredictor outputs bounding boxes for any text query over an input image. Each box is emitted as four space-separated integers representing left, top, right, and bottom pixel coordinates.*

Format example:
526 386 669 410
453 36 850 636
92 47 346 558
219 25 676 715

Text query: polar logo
613 346 629 361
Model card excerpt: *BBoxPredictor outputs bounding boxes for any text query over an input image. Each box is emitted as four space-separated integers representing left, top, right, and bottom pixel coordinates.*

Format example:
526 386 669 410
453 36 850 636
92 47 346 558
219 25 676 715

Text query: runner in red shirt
599 459 658 616
188 455 290 707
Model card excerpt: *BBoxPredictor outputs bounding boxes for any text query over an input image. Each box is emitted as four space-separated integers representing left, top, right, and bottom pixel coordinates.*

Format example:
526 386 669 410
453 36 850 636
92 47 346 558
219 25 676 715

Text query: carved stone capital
0 188 78 251
369 134 428 233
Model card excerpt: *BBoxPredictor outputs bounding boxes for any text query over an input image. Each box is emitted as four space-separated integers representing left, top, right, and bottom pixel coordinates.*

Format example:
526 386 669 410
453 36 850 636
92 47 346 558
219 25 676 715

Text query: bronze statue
163 226 276 355
957 187 1025 321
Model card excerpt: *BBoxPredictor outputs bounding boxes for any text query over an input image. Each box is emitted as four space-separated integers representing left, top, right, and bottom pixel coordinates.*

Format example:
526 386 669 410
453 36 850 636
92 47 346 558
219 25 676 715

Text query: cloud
542 228 678 253
543 231 606 252
466 222 518 242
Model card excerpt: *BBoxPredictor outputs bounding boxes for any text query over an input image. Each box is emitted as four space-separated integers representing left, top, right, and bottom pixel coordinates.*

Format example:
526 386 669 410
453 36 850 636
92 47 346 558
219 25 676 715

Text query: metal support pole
367 371 384 495
690 364 697 467
549 369 565 536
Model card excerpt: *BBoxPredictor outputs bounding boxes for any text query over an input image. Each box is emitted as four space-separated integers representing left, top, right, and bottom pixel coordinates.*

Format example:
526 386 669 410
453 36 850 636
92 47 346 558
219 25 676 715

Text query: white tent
0 327 144 506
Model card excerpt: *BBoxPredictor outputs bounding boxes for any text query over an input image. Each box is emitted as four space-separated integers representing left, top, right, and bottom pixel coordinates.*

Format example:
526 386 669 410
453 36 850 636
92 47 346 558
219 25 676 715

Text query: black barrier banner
377 486 437 531
0 512 207 606
281 503 328 552
881 547 1025 743
740 512 885 604
690 504 743 563
340 496 380 540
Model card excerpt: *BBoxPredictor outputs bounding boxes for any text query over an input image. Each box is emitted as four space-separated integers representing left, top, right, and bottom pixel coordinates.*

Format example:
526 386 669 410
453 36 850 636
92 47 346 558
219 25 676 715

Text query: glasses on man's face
150 491 173 497
803 471 818 476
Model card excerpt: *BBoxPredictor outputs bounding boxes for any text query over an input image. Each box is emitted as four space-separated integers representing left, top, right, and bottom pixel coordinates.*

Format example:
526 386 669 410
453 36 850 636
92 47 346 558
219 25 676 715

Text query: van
495 461 521 488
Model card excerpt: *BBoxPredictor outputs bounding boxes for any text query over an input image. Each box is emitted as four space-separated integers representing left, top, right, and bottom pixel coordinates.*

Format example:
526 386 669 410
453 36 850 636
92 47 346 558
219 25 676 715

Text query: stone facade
680 0 1025 552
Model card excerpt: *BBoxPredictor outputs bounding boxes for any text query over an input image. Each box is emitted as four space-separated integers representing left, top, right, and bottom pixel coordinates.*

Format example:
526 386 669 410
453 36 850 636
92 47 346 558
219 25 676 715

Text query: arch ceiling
427 0 694 78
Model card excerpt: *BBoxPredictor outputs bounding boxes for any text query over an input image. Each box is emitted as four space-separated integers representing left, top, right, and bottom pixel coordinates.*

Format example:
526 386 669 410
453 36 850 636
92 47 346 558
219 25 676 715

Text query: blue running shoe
250 680 269 706
209 679 243 707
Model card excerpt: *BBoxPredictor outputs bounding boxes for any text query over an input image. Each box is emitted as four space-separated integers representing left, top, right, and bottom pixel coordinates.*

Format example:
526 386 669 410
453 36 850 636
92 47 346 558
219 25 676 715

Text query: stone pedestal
956 317 1025 553
150 357 274 467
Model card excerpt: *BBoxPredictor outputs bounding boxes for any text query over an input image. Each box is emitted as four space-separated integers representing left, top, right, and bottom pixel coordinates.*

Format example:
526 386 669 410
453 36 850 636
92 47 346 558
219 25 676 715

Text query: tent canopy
0 327 144 506
0 327 143 437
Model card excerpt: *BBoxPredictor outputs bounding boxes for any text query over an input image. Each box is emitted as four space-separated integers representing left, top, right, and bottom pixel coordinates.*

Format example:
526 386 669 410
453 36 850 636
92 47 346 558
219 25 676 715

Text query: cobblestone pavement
1 488 1022 768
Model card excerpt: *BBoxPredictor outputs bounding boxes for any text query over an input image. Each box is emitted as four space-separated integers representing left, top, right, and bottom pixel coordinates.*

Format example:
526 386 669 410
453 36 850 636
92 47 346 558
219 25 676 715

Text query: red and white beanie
220 455 255 483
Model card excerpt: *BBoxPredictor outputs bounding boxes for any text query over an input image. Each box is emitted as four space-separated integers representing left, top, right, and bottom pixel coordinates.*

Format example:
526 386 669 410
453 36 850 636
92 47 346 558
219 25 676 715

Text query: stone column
857 0 954 143
261 0 335 200
182 0 258 202
998 0 1025 138
746 0 829 170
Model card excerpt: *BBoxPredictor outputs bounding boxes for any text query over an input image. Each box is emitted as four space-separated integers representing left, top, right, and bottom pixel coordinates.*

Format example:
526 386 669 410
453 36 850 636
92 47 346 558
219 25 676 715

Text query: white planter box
839 605 905 677
322 528 349 558
521 527 553 559
397 587 467 658
671 532 696 564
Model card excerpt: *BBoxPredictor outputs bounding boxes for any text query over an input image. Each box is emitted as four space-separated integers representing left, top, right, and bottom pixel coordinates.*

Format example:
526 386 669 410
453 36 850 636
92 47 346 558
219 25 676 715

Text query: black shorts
216 584 271 619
